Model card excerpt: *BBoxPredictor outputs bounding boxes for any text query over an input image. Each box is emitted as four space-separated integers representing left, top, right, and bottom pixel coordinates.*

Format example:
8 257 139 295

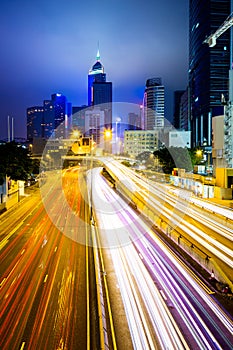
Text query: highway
103 159 233 284
1 163 233 349
91 167 233 350
0 169 96 350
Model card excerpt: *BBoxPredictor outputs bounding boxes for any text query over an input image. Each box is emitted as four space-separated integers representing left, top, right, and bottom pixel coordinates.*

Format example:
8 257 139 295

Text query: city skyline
0 0 188 139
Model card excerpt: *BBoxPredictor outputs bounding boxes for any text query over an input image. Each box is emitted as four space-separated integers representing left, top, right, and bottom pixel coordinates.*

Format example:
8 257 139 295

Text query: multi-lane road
0 169 98 350
91 167 233 350
104 158 233 287
0 163 233 349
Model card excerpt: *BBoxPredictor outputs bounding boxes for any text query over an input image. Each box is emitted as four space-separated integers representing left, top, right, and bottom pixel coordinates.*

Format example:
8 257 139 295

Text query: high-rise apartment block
143 78 165 130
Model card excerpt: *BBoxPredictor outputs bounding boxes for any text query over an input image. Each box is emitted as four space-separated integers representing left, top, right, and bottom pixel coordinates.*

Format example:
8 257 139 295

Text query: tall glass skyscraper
143 78 165 130
27 106 44 142
189 0 232 147
88 50 106 106
87 50 112 131
27 93 72 141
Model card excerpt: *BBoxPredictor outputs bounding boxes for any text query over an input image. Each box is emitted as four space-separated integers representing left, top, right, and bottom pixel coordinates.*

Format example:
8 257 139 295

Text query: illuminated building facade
27 106 44 142
27 93 72 141
88 50 106 106
44 93 72 138
189 0 231 147
173 90 185 129
124 130 158 157
84 107 105 146
88 50 112 131
143 78 165 130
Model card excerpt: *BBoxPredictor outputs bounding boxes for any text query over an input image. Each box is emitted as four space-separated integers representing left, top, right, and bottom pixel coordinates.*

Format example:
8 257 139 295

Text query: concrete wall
214 186 232 200
216 167 233 188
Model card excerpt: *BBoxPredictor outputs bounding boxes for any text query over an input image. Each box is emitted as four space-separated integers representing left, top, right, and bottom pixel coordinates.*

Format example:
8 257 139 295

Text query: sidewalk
203 197 232 209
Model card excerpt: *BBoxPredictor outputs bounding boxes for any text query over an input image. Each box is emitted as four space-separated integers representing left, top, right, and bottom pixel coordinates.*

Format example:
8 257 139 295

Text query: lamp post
104 128 112 154
196 149 203 165
90 134 95 225
115 117 121 155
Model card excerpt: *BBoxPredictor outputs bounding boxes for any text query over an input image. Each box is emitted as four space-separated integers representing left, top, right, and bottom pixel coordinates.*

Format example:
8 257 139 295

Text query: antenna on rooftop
96 40 100 61
12 117 14 141
7 116 10 142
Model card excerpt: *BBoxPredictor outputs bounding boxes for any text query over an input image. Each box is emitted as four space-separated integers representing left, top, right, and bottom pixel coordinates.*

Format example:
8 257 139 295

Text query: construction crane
203 12 233 47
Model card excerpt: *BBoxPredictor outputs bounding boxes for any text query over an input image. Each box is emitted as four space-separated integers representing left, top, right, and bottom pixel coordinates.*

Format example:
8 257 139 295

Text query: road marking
0 278 6 288
20 342 26 350
0 220 25 251
160 289 167 300
172 250 215 295
44 274 48 283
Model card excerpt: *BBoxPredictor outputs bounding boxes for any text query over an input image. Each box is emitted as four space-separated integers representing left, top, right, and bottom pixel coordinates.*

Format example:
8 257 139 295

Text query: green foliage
153 147 193 174
0 141 33 185
31 158 40 175
189 148 205 166
121 160 131 167
136 151 151 162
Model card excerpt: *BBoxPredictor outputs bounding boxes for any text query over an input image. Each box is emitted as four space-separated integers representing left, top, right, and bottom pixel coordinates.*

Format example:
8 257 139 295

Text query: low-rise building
124 130 158 157
169 130 191 148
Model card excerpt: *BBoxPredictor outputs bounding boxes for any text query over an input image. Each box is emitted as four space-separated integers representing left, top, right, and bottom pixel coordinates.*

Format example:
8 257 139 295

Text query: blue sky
0 0 189 139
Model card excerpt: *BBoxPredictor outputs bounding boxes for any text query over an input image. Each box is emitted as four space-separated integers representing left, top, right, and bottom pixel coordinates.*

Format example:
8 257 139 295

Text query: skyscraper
72 105 87 135
27 106 44 142
43 99 54 139
173 90 185 129
44 93 72 138
27 93 72 141
189 0 232 147
143 78 165 130
180 89 189 131
88 50 112 130
88 50 106 106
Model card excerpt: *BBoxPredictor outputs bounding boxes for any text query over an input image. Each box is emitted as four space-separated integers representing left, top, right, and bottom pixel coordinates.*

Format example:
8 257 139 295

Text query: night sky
0 0 189 139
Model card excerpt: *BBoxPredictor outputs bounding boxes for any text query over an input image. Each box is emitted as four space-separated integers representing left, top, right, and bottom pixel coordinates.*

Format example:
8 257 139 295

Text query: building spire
96 41 100 61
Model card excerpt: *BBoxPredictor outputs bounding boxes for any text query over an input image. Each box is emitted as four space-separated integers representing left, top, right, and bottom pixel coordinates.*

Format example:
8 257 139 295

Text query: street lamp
72 129 80 139
196 149 203 165
104 128 112 154
104 129 112 138
90 134 95 225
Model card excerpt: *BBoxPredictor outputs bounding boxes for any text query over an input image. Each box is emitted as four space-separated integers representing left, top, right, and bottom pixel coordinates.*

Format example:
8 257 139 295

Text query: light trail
91 168 233 349
91 168 189 349
104 160 233 269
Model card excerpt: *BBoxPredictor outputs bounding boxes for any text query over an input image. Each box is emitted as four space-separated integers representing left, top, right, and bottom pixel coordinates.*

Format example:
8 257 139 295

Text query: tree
136 151 152 162
153 147 193 174
121 160 131 167
0 142 33 185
